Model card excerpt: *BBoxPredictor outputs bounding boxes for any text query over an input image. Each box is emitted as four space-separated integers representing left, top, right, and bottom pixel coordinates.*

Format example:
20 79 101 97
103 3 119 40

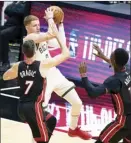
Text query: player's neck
25 56 35 65
114 66 125 73
27 31 39 35
27 32 32 35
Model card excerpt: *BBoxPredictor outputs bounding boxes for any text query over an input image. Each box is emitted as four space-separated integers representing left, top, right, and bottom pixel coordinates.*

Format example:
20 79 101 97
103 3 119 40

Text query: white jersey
23 30 75 108
35 41 60 78
35 41 52 61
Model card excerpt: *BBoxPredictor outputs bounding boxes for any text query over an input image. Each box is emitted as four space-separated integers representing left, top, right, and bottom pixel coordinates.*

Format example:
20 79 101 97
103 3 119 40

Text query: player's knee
72 99 82 109
46 115 57 130
51 116 57 127
71 99 82 115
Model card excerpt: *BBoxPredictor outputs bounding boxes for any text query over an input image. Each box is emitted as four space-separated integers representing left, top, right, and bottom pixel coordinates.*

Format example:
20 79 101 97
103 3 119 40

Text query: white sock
70 115 79 130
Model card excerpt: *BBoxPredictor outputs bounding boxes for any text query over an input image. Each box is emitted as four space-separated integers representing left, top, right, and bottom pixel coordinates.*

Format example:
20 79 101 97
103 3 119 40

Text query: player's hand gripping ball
49 6 64 24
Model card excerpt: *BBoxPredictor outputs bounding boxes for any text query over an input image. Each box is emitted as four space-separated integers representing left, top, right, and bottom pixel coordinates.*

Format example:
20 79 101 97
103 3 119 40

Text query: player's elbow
3 73 8 80
63 50 70 60
86 89 99 98
65 50 70 59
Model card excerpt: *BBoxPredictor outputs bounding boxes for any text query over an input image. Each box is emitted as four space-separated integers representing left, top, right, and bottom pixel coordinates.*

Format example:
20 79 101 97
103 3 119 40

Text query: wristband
47 17 53 21
80 73 87 78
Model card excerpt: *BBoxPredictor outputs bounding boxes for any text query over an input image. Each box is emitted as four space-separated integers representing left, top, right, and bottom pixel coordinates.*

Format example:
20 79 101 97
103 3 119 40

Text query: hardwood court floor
1 118 96 143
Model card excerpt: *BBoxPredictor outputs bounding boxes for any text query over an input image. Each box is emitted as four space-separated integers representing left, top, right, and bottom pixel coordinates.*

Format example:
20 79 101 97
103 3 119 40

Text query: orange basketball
49 6 64 24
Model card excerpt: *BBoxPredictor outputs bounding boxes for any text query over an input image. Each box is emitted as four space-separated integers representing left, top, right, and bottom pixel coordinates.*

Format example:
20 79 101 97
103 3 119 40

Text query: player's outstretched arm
46 8 66 49
93 44 111 64
3 62 19 80
79 62 121 97
41 23 70 68
23 32 55 44
79 62 107 97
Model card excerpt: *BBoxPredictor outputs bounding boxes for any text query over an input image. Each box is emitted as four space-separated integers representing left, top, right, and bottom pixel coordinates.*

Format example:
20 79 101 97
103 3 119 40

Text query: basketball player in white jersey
23 8 92 140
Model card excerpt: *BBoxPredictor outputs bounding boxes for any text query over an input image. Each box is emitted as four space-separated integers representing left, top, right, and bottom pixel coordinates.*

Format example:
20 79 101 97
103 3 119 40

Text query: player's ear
113 60 118 69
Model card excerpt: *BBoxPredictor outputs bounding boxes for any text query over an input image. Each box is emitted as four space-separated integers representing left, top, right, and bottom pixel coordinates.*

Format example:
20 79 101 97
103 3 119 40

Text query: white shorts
43 67 75 107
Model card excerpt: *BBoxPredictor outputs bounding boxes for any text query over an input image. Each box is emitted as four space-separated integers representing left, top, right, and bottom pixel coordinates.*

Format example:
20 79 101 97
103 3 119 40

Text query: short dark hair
22 40 35 58
114 48 129 68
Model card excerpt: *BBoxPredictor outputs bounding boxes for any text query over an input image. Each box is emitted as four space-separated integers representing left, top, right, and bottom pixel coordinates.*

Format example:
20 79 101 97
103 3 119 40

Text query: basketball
49 6 64 24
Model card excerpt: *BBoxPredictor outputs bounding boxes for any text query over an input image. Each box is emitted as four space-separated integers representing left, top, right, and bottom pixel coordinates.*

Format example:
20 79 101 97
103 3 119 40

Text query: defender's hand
44 7 54 21
79 62 87 77
93 44 104 58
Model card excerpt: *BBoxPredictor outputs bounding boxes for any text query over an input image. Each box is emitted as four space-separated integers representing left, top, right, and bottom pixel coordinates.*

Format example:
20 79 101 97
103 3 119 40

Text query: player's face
26 20 40 34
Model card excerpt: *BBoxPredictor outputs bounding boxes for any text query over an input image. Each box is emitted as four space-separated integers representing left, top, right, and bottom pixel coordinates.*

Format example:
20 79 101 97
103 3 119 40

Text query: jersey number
25 81 33 94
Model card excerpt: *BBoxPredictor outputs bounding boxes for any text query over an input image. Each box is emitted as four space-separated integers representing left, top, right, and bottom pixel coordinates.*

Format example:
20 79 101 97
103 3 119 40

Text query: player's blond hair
24 15 39 26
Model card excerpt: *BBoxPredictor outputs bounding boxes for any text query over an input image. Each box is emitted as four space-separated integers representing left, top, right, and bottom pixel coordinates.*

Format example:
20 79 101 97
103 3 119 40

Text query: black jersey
104 68 131 115
81 65 131 116
18 61 46 102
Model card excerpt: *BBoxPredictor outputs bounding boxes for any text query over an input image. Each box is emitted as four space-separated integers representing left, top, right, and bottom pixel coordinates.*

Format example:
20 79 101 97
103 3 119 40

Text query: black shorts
96 115 131 143
17 101 56 143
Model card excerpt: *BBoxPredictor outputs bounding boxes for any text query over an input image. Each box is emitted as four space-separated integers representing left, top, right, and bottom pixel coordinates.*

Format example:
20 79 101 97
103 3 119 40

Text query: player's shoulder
11 62 21 70
12 61 21 66
104 75 120 85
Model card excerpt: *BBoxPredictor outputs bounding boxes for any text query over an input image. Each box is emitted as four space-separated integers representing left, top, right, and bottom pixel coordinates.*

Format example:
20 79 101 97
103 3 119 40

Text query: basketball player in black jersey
3 23 70 143
79 45 131 143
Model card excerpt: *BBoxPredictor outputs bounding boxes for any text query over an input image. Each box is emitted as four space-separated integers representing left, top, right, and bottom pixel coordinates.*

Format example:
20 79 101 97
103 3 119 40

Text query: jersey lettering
124 75 131 86
39 44 47 54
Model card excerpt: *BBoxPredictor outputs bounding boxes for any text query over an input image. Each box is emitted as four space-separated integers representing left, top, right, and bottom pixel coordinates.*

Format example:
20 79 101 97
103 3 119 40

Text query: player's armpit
23 32 55 43
3 62 19 80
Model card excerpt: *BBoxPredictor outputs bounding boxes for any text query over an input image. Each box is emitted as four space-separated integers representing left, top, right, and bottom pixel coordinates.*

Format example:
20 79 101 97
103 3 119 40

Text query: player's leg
42 76 54 108
17 101 26 122
123 115 131 143
95 115 126 143
37 112 57 143
54 77 92 140
123 135 131 143
44 111 57 141
19 101 49 143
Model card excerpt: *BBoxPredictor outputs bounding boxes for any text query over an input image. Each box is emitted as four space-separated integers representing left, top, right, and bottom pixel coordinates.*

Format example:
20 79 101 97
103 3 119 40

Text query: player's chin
36 31 40 33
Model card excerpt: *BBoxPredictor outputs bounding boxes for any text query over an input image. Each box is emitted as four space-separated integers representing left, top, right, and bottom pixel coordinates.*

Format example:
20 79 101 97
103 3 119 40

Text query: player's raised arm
47 23 66 49
41 23 70 68
3 62 19 80
23 32 55 43
93 44 111 64
46 7 66 49
23 9 56 43
78 62 107 98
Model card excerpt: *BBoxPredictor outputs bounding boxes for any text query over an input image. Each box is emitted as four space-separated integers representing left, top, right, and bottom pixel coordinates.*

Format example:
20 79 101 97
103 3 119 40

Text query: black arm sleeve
81 77 106 98
81 76 122 98
104 78 122 94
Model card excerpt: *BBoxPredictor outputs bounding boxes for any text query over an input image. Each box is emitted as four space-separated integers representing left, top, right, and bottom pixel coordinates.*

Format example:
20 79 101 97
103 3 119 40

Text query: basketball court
1 118 96 143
